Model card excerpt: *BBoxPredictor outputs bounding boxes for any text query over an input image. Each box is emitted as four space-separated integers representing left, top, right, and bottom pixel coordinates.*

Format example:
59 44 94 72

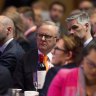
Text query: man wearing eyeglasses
66 11 94 47
13 21 59 91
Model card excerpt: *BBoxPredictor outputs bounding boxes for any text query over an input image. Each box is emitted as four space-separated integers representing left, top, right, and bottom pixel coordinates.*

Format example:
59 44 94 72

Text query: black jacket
13 49 38 91
40 63 77 96
0 65 12 95
0 39 25 75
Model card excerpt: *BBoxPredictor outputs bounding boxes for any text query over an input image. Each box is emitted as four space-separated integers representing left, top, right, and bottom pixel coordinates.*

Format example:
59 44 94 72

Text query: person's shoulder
60 67 78 73
57 68 78 78
48 66 61 74
21 48 38 59
7 39 25 52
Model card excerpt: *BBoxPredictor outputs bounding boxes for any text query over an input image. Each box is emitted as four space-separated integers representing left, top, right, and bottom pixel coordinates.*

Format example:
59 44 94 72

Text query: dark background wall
3 0 38 9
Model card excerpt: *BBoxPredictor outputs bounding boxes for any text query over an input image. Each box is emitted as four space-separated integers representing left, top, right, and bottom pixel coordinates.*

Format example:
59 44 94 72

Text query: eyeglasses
53 46 66 52
37 33 57 40
86 57 96 68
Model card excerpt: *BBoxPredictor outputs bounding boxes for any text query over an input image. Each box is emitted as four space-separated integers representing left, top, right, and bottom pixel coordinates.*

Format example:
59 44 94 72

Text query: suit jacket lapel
3 39 15 53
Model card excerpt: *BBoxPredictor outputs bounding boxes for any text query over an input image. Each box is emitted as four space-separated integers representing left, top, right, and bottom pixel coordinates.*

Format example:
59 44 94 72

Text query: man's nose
41 36 46 40
69 29 75 34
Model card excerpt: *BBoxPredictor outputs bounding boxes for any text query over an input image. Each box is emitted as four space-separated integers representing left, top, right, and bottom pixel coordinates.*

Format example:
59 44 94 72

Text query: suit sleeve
0 66 12 95
13 57 25 91
0 45 25 75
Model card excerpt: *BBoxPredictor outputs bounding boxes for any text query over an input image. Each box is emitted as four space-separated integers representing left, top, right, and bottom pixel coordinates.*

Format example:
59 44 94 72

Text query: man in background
66 11 93 47
49 1 67 35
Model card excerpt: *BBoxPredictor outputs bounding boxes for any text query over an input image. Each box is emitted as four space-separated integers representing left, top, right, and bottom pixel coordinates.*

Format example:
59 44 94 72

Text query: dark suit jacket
0 65 12 95
13 49 38 91
17 38 31 52
40 63 77 96
0 39 25 75
27 32 37 50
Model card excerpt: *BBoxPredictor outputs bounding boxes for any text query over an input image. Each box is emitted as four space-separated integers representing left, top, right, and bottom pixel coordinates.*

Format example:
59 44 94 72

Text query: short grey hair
66 11 90 25
38 20 60 38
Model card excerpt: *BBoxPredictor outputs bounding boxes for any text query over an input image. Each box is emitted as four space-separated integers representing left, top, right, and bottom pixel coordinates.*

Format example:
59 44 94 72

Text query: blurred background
0 0 95 24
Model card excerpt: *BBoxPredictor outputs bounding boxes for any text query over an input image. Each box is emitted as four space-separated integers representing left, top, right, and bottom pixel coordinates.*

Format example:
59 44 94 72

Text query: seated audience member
17 7 36 36
47 40 96 96
0 65 12 95
17 7 37 49
49 1 67 35
40 34 83 96
78 0 94 12
3 6 17 13
2 8 31 52
13 21 59 91
88 8 96 38
0 16 25 75
31 1 47 26
66 11 94 47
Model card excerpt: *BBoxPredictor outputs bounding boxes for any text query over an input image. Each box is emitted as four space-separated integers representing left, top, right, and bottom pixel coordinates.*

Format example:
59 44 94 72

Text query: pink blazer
47 68 86 96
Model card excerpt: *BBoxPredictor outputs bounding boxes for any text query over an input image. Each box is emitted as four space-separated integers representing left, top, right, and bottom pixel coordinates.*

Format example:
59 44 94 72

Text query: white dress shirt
38 50 54 68
84 37 93 47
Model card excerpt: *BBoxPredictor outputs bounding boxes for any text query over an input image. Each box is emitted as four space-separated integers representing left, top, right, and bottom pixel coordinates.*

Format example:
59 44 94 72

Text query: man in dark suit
13 21 60 91
0 65 12 95
49 1 67 36
0 16 25 75
66 11 94 47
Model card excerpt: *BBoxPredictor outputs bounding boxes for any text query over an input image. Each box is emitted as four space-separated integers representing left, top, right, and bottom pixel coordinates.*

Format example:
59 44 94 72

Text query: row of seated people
0 0 96 95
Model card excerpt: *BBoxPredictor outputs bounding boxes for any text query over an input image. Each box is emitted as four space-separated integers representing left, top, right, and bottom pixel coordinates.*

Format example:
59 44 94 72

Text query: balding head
0 16 15 44
0 16 15 32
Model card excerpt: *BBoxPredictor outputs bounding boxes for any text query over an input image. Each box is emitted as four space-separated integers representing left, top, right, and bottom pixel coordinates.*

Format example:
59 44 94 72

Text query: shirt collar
55 22 60 27
84 37 93 47
0 38 14 53
38 50 53 61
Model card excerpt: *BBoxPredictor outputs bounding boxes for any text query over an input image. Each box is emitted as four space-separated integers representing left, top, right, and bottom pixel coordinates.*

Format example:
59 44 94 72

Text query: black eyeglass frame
53 46 66 52
36 33 57 40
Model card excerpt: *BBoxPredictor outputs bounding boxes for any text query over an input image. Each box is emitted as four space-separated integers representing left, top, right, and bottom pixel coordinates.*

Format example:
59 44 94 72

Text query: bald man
0 16 25 75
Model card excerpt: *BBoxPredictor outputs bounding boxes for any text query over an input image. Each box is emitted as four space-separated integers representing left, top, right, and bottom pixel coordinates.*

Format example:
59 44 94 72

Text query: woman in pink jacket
47 40 96 96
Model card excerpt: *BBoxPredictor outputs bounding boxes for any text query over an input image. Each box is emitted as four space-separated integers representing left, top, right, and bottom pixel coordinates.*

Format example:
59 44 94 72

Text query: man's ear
7 27 12 35
85 23 89 32
85 23 89 27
